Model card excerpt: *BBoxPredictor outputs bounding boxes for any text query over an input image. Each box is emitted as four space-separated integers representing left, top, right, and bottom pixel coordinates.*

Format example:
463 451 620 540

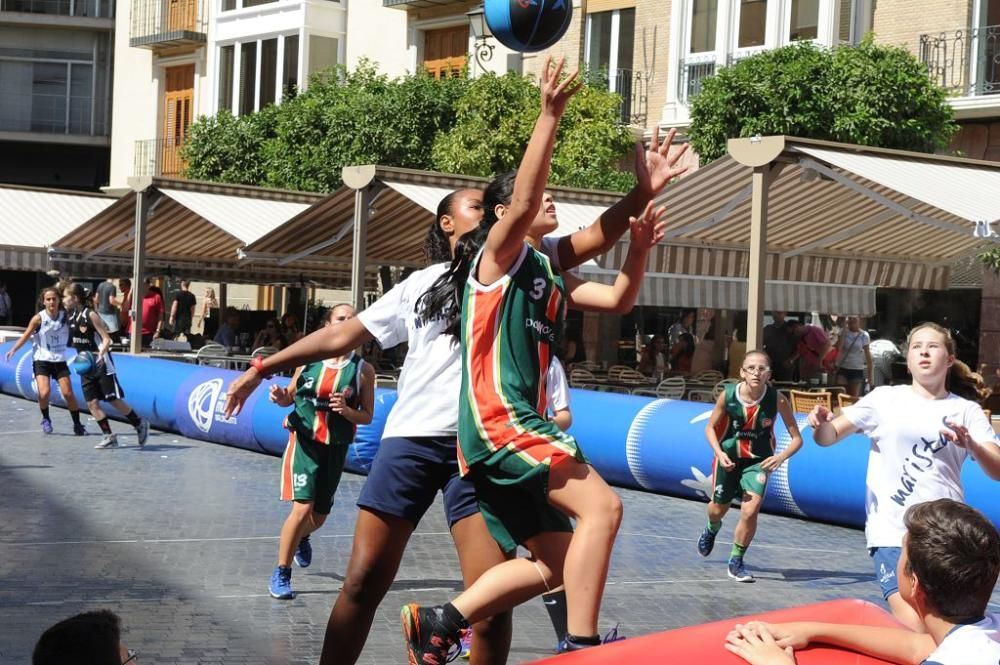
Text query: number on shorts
294 473 308 489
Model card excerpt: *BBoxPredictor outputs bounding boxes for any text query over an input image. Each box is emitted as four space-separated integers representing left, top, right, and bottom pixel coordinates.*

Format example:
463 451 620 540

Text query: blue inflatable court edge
2 341 997 531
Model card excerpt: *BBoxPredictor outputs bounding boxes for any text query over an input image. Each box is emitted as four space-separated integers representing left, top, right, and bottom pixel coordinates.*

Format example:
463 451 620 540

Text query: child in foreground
724 498 1000 665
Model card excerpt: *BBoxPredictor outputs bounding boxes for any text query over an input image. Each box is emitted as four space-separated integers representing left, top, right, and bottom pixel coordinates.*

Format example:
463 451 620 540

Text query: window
422 26 467 79
585 8 635 74
31 63 67 133
282 34 298 97
689 0 718 53
238 41 256 115
308 35 338 76
789 0 819 41
218 44 234 112
259 38 277 108
737 0 768 48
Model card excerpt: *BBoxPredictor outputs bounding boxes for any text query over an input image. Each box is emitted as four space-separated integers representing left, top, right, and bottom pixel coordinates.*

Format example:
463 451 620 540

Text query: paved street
2 395 997 664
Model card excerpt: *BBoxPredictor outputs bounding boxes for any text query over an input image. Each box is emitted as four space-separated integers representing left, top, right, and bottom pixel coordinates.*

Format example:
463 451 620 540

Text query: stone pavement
2 395 998 664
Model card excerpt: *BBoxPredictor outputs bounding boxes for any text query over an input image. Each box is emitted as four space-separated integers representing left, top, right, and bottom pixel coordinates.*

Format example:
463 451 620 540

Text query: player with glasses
697 350 802 582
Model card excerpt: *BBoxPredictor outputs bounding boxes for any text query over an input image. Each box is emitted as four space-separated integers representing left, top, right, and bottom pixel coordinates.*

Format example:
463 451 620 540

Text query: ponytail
424 191 457 264
415 171 518 340
949 359 988 402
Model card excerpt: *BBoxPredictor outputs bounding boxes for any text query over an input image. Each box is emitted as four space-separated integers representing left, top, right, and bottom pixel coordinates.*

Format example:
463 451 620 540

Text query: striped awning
0 184 116 271
585 269 877 315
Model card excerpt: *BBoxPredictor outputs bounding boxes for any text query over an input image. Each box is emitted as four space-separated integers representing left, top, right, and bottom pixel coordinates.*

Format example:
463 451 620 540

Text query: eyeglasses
122 649 138 664
742 365 771 374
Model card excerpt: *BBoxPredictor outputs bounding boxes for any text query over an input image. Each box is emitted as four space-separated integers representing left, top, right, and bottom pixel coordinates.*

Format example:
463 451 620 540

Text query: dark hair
673 332 695 359
416 173 517 339
903 499 1000 620
743 348 772 366
323 303 354 324
37 286 61 310
33 609 122 665
425 191 458 264
62 282 87 307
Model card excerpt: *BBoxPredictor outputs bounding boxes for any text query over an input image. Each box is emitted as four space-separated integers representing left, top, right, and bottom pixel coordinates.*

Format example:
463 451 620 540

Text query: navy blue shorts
868 546 902 599
356 436 478 528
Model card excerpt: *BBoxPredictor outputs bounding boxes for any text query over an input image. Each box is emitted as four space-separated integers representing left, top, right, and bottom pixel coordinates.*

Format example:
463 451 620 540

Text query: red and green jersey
284 353 364 446
713 382 779 459
457 244 576 472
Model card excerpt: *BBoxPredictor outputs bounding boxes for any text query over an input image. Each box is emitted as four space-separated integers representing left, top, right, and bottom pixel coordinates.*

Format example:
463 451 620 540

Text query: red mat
525 599 904 664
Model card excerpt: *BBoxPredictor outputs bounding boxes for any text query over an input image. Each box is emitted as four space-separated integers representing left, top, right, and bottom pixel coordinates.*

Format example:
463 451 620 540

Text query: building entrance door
162 64 194 177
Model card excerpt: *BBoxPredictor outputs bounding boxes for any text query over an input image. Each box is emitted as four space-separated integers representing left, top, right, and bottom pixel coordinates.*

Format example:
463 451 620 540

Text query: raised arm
4 314 40 361
557 126 688 270
479 57 581 284
807 405 858 446
224 318 374 417
563 201 666 313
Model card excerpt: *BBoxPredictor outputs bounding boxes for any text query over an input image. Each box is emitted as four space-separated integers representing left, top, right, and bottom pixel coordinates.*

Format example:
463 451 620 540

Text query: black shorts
356 436 479 528
81 370 125 403
837 368 865 383
33 360 70 380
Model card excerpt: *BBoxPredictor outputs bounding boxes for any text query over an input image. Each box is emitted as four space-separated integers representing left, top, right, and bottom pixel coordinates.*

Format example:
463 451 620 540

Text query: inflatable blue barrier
2 341 997 530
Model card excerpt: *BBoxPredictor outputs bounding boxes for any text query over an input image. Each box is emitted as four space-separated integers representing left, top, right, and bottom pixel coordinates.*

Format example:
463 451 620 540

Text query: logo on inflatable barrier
189 378 224 433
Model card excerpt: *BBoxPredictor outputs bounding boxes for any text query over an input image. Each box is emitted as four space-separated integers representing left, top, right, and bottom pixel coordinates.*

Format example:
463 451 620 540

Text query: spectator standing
0 280 12 325
169 280 197 338
869 335 901 387
200 286 218 336
834 316 873 397
128 278 164 348
762 311 794 381
786 320 830 383
94 278 119 342
117 278 132 334
668 310 695 348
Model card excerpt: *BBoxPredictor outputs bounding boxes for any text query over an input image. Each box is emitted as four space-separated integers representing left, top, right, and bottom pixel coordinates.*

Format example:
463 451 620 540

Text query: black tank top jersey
68 307 101 354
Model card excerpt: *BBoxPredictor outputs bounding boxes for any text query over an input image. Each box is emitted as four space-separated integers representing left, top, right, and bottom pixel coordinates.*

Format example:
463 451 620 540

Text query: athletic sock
97 418 112 435
124 410 141 428
542 589 568 642
730 543 748 559
564 634 601 648
69 410 82 426
40 407 50 420
708 520 722 534
441 602 470 632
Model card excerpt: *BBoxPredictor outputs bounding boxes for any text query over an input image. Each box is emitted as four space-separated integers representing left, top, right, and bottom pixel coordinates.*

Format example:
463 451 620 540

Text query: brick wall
872 0 973 55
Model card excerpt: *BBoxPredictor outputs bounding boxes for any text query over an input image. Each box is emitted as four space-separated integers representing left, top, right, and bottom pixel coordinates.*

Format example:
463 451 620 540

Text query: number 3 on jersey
529 278 546 300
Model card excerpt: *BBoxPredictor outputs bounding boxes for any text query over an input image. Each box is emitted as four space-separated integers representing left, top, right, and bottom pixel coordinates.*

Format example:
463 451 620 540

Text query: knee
585 490 623 533
739 502 760 523
309 513 328 530
340 557 394 606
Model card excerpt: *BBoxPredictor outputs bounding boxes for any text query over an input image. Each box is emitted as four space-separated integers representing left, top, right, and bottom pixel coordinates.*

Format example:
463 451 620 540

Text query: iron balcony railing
919 24 1000 97
587 68 650 126
130 0 207 49
134 137 187 178
678 59 718 104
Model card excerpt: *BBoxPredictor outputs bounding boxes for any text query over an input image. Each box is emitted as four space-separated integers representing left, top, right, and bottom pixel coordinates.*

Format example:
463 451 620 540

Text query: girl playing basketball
808 321 1000 630
61 283 149 449
697 349 803 583
5 287 86 436
399 57 669 662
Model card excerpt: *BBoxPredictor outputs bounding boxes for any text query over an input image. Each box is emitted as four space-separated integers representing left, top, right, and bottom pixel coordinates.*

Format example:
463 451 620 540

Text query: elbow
611 299 635 315
357 413 374 426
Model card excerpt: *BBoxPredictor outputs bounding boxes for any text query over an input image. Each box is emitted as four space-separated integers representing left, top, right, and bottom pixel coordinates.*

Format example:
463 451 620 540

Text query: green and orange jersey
284 353 364 446
457 244 578 474
713 382 779 459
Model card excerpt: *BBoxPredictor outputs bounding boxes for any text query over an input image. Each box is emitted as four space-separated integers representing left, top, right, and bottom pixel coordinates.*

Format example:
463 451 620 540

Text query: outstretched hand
941 418 973 449
628 201 668 251
539 56 582 119
224 369 263 418
807 405 834 428
635 126 690 197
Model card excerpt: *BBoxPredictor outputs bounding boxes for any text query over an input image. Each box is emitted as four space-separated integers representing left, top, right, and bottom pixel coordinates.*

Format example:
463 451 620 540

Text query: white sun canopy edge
160 188 313 246
793 145 1000 224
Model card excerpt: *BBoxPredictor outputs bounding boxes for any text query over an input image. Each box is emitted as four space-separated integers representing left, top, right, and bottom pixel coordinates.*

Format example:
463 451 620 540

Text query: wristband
250 356 272 379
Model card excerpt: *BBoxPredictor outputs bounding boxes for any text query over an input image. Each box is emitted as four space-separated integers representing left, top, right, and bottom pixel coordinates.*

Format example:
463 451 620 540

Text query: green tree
432 71 637 191
181 105 279 184
688 38 958 163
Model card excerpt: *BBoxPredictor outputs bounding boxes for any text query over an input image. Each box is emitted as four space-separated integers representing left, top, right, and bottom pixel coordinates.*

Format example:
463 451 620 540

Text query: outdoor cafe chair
713 378 740 399
569 367 598 388
573 361 601 372
790 389 832 414
196 343 229 369
692 370 724 383
617 368 649 384
607 365 632 381
837 393 860 409
251 346 279 359
633 376 686 399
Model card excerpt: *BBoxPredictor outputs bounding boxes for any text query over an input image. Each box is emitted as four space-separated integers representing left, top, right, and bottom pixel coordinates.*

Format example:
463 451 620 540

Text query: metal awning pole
341 164 379 312
129 189 150 355
746 165 773 351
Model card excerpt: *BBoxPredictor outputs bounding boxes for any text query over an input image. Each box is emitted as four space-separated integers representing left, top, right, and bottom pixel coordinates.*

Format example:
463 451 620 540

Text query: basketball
70 351 95 375
485 0 573 53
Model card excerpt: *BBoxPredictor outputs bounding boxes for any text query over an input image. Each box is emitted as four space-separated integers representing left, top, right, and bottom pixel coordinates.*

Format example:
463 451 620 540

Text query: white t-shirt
842 385 998 548
358 264 460 439
838 329 871 370
547 357 570 413
921 614 1000 665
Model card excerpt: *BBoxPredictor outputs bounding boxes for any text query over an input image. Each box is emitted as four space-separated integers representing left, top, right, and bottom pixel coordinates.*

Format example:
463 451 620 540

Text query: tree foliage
431 71 636 191
181 61 636 193
688 37 958 163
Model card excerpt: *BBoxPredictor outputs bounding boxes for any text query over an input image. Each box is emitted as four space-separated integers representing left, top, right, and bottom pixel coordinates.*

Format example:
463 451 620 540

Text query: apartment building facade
108 0 346 189
0 0 114 188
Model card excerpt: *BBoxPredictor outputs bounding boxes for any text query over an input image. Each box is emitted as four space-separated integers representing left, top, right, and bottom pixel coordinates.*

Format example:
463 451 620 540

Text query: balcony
134 137 187 177
382 0 455 9
587 68 650 126
919 24 1000 98
130 0 206 50
678 59 718 104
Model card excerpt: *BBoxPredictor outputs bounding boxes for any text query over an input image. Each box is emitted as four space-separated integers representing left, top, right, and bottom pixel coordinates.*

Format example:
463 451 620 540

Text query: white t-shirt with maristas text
842 385 998 548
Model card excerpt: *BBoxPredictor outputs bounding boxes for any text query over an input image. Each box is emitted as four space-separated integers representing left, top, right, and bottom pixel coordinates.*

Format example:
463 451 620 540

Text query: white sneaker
136 420 149 447
95 434 119 449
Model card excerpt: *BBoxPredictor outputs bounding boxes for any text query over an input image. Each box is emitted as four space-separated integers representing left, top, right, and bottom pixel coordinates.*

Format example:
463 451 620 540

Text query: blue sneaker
294 535 312 568
556 635 602 653
602 623 626 644
728 556 755 583
41 418 53 434
269 566 294 599
697 527 717 557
